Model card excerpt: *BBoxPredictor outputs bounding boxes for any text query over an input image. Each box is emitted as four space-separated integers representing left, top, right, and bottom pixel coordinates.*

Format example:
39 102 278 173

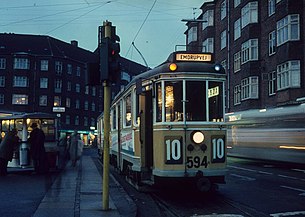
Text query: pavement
32 151 137 217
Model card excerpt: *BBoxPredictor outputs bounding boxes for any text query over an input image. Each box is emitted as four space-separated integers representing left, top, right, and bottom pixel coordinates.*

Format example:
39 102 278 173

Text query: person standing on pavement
28 123 49 174
0 129 19 176
68 131 83 167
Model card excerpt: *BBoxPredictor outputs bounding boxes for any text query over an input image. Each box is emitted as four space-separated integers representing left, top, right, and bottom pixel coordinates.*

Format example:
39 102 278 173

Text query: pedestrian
0 129 19 176
28 123 49 174
58 135 68 169
69 131 83 167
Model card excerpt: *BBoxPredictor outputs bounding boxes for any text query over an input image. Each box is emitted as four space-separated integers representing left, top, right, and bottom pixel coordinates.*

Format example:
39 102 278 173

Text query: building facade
0 33 147 137
185 0 305 112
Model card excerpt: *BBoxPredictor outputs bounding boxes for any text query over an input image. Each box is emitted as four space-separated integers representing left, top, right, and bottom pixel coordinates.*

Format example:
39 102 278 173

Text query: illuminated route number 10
165 136 183 164
211 136 225 163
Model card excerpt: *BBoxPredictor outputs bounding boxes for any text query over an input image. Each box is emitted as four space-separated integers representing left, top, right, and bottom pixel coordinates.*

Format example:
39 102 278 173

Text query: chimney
71 40 78 47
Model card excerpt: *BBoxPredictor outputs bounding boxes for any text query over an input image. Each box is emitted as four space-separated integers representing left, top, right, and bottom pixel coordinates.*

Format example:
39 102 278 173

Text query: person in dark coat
68 131 83 167
0 129 19 176
28 123 49 174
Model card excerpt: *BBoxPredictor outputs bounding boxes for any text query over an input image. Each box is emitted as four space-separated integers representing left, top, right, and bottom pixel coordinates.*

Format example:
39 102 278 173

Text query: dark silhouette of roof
0 33 97 62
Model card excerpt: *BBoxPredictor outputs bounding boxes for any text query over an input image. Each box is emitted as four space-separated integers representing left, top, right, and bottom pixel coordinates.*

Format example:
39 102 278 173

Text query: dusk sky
1 0 207 67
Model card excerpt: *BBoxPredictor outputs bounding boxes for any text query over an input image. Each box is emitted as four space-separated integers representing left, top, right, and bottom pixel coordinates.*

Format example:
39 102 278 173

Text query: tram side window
186 81 207 121
165 81 183 122
156 82 162 122
208 81 224 122
111 108 116 130
125 94 132 127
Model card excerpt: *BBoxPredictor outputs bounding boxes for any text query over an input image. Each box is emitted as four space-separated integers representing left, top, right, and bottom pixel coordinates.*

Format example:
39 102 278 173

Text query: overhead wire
46 2 110 34
125 0 157 66
0 3 102 27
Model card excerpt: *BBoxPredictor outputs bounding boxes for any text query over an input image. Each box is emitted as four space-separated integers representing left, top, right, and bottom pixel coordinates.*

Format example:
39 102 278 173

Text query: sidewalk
33 154 137 217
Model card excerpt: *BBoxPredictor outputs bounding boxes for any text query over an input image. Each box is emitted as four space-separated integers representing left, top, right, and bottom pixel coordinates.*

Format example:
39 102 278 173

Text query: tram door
139 90 153 171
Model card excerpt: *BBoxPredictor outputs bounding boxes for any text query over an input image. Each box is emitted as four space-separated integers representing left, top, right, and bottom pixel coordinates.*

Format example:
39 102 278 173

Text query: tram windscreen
186 81 207 121
155 80 223 122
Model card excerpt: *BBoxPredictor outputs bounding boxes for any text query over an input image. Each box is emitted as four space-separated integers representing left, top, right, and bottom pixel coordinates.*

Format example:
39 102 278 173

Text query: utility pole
99 20 120 211
102 20 111 211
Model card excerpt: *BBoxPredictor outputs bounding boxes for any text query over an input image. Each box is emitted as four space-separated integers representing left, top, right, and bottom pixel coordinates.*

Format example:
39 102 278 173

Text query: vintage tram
0 112 59 170
98 51 227 191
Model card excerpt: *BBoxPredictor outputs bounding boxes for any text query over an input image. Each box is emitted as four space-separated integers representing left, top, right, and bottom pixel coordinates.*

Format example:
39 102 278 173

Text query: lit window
12 94 28 105
54 96 61 106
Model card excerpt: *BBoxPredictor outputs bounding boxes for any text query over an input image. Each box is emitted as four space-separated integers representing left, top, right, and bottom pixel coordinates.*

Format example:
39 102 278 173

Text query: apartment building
185 0 304 112
0 33 147 136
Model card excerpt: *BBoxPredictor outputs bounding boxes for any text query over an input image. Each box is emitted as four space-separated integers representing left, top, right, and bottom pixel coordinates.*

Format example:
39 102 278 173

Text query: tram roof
0 112 57 120
128 52 225 87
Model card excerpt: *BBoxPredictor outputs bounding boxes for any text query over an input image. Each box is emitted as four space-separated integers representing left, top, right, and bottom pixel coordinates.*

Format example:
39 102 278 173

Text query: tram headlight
214 64 222 72
169 63 177 71
191 131 205 144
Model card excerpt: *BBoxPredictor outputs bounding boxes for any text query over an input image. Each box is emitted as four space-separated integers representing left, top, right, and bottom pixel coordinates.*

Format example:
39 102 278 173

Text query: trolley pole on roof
102 20 111 211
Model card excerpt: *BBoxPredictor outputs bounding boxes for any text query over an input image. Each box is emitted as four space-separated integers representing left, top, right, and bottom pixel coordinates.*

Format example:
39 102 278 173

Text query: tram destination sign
175 53 212 62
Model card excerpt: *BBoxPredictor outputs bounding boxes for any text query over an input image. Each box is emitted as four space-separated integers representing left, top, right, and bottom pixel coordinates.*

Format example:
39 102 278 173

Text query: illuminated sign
176 53 212 62
53 107 65 112
208 86 219 98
